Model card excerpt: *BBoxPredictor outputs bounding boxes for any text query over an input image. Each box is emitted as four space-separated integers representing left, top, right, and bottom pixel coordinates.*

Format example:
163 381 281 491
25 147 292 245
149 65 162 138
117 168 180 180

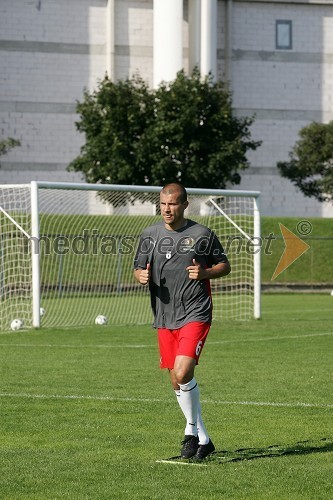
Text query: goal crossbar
35 181 260 198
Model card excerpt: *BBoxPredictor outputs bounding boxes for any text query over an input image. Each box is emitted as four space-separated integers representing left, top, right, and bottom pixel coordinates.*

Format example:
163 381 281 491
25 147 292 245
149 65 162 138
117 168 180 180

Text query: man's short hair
161 182 187 203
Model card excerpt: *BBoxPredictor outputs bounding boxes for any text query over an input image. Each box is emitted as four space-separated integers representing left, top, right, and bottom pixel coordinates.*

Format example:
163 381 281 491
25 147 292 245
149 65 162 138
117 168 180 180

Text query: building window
276 20 292 50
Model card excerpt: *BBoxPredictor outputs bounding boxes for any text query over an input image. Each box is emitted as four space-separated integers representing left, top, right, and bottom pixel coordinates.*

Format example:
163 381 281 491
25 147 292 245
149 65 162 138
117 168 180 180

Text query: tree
0 138 20 160
69 74 154 186
277 121 333 203
68 69 261 190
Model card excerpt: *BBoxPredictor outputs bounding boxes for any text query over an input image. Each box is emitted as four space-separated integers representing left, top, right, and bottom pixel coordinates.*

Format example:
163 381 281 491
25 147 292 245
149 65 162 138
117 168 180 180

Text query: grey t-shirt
134 219 228 329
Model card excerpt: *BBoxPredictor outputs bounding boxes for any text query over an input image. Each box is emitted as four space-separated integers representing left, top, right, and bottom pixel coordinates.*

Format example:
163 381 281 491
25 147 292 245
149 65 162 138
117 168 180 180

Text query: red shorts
157 321 210 369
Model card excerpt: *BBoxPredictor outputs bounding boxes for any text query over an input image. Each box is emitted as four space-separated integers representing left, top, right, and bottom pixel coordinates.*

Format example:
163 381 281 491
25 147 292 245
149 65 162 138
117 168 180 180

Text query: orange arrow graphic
271 223 310 280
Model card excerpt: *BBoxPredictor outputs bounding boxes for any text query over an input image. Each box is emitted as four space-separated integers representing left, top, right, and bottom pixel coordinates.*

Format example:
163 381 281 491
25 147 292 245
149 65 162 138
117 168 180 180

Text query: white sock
175 386 210 444
177 378 200 436
197 402 210 445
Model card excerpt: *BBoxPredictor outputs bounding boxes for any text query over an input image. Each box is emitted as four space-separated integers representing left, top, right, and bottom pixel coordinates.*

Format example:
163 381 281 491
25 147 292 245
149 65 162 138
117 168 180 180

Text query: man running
134 182 231 460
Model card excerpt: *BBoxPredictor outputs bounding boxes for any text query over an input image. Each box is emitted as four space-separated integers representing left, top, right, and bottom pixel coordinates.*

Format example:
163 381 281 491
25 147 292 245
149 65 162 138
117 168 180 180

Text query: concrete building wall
1 0 332 216
0 0 108 184
115 0 154 82
229 1 333 216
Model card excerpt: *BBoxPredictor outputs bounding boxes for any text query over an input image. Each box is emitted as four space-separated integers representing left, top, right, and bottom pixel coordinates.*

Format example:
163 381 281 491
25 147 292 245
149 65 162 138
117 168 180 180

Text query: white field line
0 392 332 409
0 331 332 349
263 308 333 314
208 331 333 345
155 459 207 467
0 343 155 348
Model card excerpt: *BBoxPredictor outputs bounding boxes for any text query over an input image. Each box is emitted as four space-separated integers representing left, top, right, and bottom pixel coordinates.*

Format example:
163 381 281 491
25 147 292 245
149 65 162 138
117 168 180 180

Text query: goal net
0 182 260 330
0 185 32 330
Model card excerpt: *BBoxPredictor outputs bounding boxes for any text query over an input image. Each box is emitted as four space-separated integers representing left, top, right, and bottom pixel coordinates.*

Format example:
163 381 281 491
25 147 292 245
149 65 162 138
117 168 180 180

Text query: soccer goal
0 181 260 330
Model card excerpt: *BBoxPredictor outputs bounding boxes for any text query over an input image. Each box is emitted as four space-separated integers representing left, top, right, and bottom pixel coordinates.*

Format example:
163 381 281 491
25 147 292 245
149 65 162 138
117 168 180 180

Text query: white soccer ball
330 290 333 297
11 319 23 331
40 307 45 317
95 315 108 325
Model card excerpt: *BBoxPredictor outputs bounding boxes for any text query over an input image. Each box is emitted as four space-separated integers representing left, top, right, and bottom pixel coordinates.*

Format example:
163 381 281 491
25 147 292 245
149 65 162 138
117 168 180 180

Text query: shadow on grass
164 437 333 465
205 437 333 464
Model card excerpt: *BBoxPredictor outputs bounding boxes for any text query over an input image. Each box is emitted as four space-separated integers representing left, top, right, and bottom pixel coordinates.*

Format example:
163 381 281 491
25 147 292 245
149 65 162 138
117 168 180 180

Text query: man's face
160 189 188 230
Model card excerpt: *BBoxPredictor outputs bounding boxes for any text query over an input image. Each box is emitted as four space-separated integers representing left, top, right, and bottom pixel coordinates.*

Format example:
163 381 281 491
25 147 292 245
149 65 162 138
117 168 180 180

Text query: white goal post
0 181 261 330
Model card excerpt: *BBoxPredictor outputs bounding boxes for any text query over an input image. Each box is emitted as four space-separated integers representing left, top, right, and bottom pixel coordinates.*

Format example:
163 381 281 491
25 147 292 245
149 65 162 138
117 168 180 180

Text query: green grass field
0 294 332 499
